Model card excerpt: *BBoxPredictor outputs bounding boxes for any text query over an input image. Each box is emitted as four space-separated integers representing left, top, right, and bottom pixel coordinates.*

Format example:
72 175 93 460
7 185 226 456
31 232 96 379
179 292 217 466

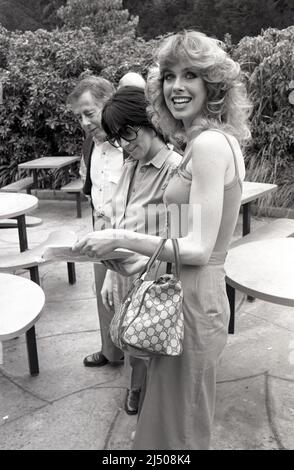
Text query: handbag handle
140 238 181 280
170 239 181 279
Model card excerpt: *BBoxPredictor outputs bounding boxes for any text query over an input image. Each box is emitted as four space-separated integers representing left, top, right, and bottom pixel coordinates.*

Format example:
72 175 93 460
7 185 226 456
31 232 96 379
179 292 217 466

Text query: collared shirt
89 141 123 219
112 146 182 236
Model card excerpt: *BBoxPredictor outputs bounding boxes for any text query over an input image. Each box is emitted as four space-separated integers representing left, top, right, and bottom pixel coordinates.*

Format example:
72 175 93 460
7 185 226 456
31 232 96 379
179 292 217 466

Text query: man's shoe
83 351 109 367
124 389 141 415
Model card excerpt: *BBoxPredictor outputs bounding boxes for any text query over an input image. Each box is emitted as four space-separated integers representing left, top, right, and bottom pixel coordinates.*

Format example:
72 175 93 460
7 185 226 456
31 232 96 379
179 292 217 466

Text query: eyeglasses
107 125 141 148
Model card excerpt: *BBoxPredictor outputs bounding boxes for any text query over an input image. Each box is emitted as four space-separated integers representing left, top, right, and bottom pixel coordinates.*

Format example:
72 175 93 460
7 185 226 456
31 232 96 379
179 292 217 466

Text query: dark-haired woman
100 86 182 415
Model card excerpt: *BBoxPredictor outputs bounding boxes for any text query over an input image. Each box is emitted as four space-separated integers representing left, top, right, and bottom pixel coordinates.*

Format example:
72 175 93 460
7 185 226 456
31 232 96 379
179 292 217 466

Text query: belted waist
207 251 227 265
165 238 227 266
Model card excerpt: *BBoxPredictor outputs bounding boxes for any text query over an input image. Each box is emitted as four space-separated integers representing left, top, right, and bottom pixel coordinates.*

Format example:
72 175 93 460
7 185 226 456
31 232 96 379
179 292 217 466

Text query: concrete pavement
0 198 294 450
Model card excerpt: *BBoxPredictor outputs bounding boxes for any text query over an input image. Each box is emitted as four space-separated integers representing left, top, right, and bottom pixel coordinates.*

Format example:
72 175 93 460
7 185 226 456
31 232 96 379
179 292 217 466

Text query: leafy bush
125 0 294 44
232 26 294 209
0 0 141 189
0 26 102 188
0 20 293 211
58 0 138 39
99 35 158 85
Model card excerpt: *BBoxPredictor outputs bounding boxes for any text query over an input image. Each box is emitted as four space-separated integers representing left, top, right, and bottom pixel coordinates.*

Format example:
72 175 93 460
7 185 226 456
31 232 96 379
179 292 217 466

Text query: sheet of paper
42 246 132 263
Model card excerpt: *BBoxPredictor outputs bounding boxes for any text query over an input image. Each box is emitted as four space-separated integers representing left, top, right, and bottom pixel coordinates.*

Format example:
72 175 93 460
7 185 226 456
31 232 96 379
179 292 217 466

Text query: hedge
0 24 293 209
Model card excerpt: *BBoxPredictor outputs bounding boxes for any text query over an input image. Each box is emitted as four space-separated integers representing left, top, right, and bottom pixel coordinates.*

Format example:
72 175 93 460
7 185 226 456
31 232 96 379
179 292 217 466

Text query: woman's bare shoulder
193 129 234 147
189 130 231 162
191 129 245 181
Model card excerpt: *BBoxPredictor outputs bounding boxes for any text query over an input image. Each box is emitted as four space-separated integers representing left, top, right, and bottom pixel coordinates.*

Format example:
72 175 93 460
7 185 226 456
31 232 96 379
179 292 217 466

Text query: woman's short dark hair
101 86 156 137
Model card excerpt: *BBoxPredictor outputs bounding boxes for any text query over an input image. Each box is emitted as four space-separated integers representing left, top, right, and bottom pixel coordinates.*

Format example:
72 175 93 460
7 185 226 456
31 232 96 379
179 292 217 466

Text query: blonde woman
73 31 251 449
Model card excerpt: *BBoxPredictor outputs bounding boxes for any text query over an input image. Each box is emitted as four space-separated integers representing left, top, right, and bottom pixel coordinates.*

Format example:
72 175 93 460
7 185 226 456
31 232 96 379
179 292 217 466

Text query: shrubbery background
0 0 293 208
232 26 294 209
0 26 104 188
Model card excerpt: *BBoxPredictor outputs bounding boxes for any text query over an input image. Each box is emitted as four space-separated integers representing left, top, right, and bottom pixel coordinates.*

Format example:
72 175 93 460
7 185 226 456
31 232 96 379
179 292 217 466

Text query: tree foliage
99 35 158 85
2 0 293 43
0 26 102 188
124 0 294 42
233 26 294 208
0 0 141 190
0 0 66 31
0 5 293 208
57 0 138 40
40 0 67 30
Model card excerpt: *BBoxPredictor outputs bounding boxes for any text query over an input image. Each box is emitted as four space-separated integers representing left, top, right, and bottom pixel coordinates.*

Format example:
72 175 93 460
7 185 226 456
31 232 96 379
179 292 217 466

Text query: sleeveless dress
133 129 243 450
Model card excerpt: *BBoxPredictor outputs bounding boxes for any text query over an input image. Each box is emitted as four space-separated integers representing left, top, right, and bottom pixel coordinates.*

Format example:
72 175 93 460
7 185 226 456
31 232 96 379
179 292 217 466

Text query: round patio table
0 273 45 375
225 238 294 307
0 192 38 219
0 193 38 252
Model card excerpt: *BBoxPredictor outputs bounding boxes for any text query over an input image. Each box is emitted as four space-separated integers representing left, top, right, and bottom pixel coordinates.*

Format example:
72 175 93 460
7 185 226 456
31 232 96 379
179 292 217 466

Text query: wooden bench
0 230 78 286
0 215 43 229
226 218 294 334
0 177 34 194
60 178 83 218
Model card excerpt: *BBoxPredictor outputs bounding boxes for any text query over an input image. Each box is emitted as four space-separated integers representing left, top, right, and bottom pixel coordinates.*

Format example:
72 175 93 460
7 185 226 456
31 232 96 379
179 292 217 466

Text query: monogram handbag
110 238 184 358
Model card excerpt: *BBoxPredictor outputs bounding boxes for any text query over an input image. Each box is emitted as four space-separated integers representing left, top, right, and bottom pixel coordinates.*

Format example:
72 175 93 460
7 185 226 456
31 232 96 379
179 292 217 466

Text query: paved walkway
0 198 294 450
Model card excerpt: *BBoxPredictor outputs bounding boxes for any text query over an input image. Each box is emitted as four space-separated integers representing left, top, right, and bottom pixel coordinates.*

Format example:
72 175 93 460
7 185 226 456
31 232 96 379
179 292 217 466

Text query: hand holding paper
42 245 131 263
72 228 123 258
0 230 132 272
43 229 132 263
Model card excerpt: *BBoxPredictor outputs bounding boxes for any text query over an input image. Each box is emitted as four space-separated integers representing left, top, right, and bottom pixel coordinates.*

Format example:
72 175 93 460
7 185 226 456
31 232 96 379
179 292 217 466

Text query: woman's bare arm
74 132 231 266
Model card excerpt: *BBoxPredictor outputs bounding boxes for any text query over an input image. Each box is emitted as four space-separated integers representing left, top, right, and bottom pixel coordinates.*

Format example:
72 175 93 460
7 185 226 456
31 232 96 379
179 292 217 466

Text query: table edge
225 275 294 307
241 185 278 205
0 201 38 219
0 308 44 340
18 156 80 169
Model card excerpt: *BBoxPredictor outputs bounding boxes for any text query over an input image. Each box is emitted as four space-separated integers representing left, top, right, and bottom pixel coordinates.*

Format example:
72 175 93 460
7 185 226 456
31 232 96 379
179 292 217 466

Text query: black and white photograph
0 0 294 453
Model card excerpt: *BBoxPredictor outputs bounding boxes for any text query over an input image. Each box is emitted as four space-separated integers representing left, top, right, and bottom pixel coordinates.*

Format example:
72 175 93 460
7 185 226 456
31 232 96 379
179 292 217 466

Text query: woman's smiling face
162 60 207 129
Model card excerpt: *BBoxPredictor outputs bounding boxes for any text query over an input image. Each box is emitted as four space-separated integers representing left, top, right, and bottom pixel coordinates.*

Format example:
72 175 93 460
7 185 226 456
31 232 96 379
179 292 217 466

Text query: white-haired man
118 71 146 90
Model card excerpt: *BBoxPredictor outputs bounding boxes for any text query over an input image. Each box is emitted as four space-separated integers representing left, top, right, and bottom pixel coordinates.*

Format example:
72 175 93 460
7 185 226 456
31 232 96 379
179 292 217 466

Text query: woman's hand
72 229 120 257
101 270 114 313
103 253 149 277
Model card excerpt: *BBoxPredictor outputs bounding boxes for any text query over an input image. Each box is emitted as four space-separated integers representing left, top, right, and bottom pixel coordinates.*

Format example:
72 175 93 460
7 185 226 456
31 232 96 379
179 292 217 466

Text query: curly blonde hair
146 30 252 147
